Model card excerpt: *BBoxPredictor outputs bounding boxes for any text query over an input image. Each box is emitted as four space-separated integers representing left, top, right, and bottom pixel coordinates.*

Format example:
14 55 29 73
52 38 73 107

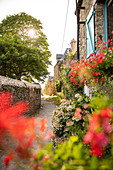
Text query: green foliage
33 135 113 170
89 95 113 111
57 92 64 99
0 12 51 82
55 80 62 92
42 95 61 106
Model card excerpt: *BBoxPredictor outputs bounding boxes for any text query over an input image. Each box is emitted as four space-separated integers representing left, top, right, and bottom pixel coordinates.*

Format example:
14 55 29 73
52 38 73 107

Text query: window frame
86 6 95 59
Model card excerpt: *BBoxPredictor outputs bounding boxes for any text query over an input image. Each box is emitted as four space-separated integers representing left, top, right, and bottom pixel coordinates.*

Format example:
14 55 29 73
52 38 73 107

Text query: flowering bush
52 94 90 142
32 96 113 170
60 65 84 99
0 91 113 170
83 96 113 157
68 37 113 89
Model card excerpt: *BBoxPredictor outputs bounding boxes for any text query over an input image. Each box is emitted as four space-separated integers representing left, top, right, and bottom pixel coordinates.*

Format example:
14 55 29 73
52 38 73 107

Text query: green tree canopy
0 12 51 82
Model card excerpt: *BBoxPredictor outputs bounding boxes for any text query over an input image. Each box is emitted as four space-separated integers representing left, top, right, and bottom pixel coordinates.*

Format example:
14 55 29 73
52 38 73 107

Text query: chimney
70 38 77 54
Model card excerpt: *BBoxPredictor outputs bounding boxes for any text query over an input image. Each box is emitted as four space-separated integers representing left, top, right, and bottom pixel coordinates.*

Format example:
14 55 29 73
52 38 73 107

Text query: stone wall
95 3 105 45
0 76 41 114
79 0 105 59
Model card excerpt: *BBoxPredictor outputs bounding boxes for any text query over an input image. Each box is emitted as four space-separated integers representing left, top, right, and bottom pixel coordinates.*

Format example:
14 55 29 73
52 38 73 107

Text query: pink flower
44 131 55 140
83 131 93 144
88 84 90 88
102 77 104 81
83 103 88 109
111 31 113 34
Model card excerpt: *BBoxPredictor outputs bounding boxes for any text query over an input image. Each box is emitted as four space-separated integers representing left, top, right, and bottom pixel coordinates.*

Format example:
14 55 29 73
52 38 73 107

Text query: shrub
60 65 84 99
32 96 113 170
68 37 113 97
55 80 62 92
52 94 90 142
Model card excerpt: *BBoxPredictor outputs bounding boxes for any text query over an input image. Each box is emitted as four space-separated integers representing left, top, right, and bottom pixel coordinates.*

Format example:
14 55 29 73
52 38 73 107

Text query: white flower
75 93 82 101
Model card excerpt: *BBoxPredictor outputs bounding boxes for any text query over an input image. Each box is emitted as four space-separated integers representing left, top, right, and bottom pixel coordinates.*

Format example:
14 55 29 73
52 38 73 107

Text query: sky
0 0 77 88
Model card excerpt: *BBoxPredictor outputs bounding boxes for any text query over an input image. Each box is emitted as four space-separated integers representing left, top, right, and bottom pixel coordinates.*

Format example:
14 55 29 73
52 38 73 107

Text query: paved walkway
36 99 57 130
0 99 57 170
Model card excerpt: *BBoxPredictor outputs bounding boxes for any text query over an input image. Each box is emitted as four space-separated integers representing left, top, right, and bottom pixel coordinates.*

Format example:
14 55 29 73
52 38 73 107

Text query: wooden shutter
86 6 95 59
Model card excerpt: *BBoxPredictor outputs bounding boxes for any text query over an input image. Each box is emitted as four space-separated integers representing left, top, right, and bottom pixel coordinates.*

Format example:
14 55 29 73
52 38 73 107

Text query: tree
0 12 51 82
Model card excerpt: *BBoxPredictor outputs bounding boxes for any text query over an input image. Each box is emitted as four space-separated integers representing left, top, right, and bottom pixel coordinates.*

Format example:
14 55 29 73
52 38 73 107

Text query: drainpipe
77 11 80 60
76 0 80 61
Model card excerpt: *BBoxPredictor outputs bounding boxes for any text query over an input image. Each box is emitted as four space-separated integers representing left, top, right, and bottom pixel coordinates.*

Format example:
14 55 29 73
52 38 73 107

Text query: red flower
100 107 112 119
73 72 76 78
97 40 102 45
70 77 73 83
0 91 38 160
102 46 107 50
108 46 113 50
4 156 12 168
102 41 108 45
39 117 48 132
111 31 113 34
4 151 13 168
90 53 95 57
91 144 103 157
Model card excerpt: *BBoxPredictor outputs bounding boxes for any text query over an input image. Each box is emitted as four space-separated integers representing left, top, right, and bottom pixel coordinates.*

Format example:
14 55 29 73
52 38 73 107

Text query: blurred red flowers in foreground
0 91 54 169
0 91 37 167
83 107 113 157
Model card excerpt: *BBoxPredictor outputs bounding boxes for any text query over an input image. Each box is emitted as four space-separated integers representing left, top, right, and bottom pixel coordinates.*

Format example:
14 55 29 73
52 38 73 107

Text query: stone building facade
44 76 55 96
0 76 41 114
75 0 113 60
54 61 62 82
54 39 77 82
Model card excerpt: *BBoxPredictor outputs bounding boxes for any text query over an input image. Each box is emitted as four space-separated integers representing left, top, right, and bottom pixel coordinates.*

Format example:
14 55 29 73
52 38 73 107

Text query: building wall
0 76 41 114
79 0 105 59
44 78 55 96
54 61 61 82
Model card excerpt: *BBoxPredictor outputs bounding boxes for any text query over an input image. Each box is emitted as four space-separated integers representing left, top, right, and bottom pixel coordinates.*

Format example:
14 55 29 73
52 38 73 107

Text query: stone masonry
0 76 41 114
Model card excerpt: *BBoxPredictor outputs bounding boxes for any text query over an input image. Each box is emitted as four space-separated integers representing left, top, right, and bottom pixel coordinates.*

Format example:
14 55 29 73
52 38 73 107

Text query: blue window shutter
104 0 108 42
86 6 95 59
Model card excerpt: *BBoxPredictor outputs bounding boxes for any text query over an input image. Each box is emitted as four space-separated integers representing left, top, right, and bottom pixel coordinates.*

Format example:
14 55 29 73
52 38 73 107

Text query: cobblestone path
0 99 57 170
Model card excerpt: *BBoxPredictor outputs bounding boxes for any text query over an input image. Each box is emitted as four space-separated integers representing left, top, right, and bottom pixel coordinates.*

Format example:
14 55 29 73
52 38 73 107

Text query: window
86 6 95 58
